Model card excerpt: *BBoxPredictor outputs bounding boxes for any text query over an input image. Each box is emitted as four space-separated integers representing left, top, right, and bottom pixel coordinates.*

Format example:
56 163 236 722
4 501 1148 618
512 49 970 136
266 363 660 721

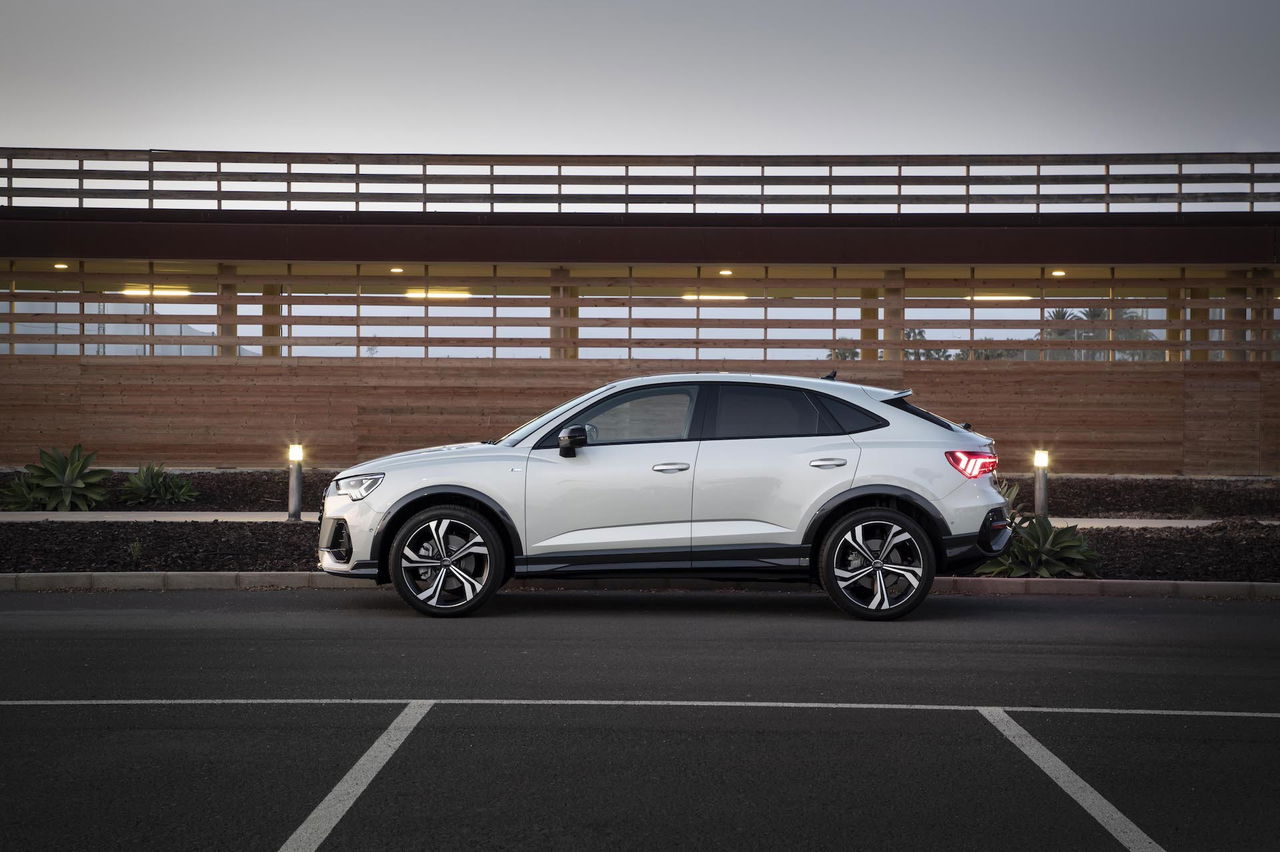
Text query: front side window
568 385 700 446
709 384 834 440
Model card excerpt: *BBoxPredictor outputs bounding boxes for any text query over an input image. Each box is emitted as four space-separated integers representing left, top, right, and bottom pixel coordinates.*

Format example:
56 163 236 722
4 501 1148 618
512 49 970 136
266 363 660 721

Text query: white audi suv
317 373 1010 619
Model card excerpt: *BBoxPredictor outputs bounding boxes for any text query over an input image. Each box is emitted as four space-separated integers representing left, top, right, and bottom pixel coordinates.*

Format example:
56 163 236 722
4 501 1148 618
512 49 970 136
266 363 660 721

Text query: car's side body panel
319 372 1009 589
690 434 859 548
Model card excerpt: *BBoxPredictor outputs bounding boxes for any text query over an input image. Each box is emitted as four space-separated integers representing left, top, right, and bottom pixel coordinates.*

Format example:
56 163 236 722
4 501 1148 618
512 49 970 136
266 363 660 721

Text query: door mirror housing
558 425 589 457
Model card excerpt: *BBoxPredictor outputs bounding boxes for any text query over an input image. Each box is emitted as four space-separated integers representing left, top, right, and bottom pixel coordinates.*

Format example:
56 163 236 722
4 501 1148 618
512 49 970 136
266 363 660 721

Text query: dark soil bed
2 470 1276 518
1001 476 1277 519
0 522 319 573
2 520 1277 583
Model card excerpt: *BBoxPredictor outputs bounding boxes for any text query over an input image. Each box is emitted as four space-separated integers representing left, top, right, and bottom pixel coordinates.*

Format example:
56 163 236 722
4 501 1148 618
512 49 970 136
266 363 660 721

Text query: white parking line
277 700 434 852
0 698 1276 718
980 707 1166 852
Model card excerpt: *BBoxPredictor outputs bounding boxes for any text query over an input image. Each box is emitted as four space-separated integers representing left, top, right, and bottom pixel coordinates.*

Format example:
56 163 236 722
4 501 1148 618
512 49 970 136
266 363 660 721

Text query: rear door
524 383 703 570
690 383 862 565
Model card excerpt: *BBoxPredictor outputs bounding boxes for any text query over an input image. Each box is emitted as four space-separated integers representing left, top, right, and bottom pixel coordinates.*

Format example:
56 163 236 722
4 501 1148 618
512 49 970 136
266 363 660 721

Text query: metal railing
2 148 1278 213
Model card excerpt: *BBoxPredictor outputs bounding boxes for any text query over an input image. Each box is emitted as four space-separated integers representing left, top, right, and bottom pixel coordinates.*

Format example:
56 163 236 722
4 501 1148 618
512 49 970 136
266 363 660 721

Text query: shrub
1 472 45 511
121 463 198 506
19 445 111 511
976 514 1101 578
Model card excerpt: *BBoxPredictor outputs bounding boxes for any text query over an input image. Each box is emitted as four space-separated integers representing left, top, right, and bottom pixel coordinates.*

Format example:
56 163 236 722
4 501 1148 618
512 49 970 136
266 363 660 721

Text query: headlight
334 474 384 501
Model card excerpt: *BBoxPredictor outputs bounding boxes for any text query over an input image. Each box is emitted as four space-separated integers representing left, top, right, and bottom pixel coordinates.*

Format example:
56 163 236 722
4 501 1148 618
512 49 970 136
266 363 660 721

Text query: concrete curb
0 572 1276 600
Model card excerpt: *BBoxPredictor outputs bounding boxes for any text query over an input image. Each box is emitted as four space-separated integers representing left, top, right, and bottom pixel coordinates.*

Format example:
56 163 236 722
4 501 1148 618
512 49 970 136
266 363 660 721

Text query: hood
337 442 497 477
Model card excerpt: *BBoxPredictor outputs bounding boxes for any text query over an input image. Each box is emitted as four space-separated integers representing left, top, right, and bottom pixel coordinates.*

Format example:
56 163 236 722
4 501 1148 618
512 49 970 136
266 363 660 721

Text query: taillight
946 450 998 479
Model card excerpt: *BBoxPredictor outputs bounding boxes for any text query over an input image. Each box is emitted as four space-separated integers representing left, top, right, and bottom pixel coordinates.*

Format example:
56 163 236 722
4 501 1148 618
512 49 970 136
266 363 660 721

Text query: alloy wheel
399 518 490 609
833 520 924 611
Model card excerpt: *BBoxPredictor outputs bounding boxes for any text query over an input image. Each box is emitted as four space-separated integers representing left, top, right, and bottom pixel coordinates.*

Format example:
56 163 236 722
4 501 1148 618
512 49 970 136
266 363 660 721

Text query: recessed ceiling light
406 289 470 299
718 269 734 276
390 267 404 274
121 286 190 297
53 263 69 269
1050 270 1067 277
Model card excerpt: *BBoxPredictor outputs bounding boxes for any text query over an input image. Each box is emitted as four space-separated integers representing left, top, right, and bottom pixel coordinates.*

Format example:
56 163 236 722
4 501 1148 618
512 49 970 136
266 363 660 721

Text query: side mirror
558 425 589 458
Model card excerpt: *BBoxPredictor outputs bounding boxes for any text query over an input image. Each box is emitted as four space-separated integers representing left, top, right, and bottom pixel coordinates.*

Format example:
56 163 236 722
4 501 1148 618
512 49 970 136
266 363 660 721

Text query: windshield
497 383 617 446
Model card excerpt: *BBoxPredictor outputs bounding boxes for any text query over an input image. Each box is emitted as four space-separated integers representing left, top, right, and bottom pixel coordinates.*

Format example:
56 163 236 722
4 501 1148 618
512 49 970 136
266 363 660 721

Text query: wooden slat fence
4 268 1277 360
1 357 1276 475
3 147 1278 212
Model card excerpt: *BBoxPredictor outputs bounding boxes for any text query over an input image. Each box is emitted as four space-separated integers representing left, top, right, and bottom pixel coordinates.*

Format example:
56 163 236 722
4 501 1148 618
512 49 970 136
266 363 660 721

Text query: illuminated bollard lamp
1033 450 1050 517
287 444 304 521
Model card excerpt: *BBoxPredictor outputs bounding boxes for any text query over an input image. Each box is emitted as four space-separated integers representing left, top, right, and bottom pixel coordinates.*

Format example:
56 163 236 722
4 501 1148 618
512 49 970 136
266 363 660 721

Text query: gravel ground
0 522 319 573
2 470 1276 518
2 520 1277 582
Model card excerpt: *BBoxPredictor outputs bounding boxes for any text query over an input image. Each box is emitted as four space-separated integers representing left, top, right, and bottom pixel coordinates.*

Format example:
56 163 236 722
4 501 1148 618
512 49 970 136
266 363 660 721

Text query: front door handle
652 462 690 473
809 458 847 469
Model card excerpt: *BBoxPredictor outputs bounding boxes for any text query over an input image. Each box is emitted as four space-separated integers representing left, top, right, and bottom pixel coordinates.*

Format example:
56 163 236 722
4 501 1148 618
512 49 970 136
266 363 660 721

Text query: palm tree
1040 307 1081 361
903 327 951 361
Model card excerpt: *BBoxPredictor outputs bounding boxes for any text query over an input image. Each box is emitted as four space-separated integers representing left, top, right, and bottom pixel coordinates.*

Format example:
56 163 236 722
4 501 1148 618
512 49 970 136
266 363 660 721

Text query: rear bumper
941 507 1012 567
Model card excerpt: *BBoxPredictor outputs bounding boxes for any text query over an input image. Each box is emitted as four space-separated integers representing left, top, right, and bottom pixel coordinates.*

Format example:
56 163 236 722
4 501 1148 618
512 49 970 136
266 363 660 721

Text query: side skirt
515 544 812 582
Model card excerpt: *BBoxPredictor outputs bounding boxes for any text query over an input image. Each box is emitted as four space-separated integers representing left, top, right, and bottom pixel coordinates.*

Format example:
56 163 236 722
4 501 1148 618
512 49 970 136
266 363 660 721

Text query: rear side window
709 385 836 439
814 395 887 434
884 397 957 432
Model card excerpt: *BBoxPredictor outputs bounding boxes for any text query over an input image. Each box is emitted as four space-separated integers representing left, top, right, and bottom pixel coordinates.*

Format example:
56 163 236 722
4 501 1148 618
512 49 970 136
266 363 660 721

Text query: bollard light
1033 449 1049 516
287 444 304 520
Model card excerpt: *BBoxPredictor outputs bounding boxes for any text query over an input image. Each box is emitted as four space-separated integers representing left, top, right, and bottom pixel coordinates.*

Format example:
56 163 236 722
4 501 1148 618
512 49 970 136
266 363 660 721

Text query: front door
523 384 702 573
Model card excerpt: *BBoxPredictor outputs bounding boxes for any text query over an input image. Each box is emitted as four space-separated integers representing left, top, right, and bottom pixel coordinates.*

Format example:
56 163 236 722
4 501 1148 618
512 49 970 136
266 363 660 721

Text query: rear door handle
809 458 847 469
652 462 690 473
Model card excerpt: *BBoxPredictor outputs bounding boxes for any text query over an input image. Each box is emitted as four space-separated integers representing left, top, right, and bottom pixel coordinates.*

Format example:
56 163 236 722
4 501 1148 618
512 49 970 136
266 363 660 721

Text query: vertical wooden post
1251 268 1275 362
549 268 578 360
882 268 904 362
1165 287 1183 363
859 284 880 362
216 263 237 357
262 267 282 358
1187 286 1210 362
1223 270 1249 362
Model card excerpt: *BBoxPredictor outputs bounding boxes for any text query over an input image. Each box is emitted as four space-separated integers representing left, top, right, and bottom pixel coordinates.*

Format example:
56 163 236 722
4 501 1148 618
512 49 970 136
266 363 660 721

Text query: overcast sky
1 0 1278 155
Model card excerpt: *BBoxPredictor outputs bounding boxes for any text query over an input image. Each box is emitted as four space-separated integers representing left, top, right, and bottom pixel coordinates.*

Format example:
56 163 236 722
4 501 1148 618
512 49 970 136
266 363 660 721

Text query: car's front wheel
818 508 935 620
390 506 505 617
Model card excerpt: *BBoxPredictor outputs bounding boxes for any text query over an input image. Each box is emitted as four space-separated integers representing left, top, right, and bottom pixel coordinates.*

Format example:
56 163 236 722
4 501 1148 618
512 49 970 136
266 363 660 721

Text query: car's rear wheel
390 506 505 617
818 508 935 620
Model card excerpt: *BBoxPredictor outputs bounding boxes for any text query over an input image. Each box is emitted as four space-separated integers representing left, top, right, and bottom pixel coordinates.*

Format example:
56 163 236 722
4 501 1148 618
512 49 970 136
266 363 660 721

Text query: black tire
390 505 506 617
818 508 935 620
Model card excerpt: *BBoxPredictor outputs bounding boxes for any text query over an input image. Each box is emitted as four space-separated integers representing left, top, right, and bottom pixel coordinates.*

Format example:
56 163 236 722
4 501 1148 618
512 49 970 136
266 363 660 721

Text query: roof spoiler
861 386 913 401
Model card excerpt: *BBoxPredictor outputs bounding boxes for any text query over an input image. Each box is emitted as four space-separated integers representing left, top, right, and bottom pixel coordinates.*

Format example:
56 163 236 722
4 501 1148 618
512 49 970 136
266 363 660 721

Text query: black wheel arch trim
371 486 523 578
802 484 953 546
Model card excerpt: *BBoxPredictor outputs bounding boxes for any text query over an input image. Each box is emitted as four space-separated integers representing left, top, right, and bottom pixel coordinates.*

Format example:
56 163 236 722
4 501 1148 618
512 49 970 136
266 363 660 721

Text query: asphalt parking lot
0 589 1276 851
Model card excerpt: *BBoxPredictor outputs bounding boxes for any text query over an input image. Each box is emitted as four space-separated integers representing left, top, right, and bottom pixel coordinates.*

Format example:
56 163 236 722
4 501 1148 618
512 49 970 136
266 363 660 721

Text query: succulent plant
121 463 198 506
21 445 111 511
976 514 1100 578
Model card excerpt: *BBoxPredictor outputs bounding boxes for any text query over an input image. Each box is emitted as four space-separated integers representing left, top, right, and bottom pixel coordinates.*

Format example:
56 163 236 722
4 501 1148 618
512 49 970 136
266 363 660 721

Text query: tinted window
815 395 887 434
885 397 957 432
711 385 834 439
571 385 699 445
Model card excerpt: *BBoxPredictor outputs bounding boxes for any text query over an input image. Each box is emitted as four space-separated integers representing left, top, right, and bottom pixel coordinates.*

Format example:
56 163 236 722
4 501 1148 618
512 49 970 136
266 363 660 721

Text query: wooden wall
1 357 1276 475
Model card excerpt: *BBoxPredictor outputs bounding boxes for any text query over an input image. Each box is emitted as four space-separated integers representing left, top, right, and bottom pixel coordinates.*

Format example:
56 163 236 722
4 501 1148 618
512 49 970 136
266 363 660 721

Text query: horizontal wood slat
0 357 1274 474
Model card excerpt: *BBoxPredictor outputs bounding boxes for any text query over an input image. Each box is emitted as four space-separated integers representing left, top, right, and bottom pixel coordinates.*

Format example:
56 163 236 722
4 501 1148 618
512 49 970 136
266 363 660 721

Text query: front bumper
317 492 382 580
